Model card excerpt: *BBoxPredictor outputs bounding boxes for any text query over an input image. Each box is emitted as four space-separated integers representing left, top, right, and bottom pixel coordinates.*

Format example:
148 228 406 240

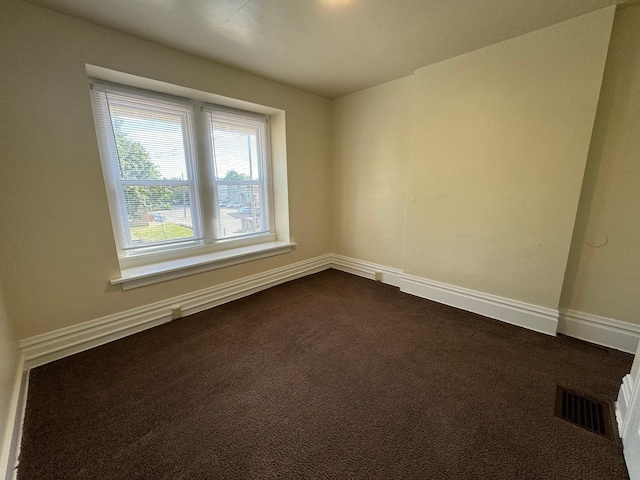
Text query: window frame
90 79 278 268
204 104 275 244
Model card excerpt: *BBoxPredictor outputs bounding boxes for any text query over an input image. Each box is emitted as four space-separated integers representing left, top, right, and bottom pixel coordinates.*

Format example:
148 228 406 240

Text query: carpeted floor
18 269 632 479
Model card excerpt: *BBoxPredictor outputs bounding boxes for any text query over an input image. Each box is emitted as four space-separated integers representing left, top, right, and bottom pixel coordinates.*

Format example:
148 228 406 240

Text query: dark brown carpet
18 269 632 479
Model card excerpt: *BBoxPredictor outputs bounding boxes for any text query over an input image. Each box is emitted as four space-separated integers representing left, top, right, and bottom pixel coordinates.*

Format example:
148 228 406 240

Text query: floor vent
555 386 613 440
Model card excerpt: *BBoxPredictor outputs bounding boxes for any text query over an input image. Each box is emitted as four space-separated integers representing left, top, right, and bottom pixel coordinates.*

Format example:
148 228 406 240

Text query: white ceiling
26 0 621 98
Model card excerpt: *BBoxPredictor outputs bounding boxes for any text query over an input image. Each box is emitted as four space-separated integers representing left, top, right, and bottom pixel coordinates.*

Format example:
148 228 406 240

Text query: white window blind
204 106 270 240
90 80 274 259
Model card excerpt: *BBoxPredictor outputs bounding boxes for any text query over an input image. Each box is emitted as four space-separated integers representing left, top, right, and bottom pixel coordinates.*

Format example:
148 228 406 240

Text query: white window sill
111 241 296 290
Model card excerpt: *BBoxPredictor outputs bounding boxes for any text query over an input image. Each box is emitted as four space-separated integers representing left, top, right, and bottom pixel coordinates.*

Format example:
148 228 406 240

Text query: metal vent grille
555 386 613 440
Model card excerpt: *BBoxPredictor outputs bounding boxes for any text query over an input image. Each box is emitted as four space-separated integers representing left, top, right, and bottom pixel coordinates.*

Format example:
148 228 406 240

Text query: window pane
108 100 190 181
216 185 264 239
211 121 261 181
125 186 195 246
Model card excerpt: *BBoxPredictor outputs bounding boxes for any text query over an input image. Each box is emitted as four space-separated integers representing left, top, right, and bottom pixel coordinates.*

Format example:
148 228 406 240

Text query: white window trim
86 65 291 289
112 241 296 290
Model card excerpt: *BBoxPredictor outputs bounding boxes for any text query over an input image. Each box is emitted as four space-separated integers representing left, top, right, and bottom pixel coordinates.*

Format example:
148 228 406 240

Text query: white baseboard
617 374 634 435
558 309 640 354
19 253 640 370
19 254 333 370
400 272 559 336
332 255 640 350
618 373 640 480
330 254 403 288
18 253 403 372
1 354 26 480
9 252 640 480
328 255 559 337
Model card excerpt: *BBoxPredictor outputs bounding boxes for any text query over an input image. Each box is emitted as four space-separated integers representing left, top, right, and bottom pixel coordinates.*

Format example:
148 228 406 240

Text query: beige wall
1 0 637 346
405 7 614 308
330 76 414 269
0 283 19 472
560 3 640 324
0 0 331 339
331 8 615 311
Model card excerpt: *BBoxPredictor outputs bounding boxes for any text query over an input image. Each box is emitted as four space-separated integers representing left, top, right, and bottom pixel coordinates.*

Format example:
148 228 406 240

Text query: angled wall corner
404 6 616 310
560 2 640 326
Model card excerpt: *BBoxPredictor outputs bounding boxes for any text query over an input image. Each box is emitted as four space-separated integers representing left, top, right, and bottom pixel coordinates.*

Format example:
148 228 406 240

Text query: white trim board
19 254 332 371
617 374 634 435
114 241 296 291
9 253 640 480
1 355 26 480
329 254 403 288
327 255 558 337
331 255 640 352
617 372 640 480
400 273 558 336
558 309 640 354
17 253 640 372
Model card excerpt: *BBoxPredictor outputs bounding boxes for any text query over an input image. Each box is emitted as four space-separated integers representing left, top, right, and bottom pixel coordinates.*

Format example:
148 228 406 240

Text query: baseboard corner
558 309 640 354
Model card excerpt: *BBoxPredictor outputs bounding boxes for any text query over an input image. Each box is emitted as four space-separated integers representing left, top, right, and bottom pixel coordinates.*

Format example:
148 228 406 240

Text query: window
206 106 270 241
88 74 292 289
90 81 275 261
